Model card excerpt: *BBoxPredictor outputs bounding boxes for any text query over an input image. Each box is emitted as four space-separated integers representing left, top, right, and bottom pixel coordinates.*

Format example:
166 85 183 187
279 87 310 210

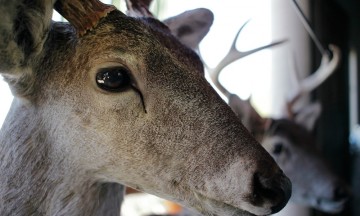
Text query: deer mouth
299 193 349 213
313 197 348 213
192 192 269 216
194 197 256 216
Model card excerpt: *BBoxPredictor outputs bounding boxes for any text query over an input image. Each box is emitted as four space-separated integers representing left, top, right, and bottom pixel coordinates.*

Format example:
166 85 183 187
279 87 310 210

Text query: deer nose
253 170 292 214
333 184 350 201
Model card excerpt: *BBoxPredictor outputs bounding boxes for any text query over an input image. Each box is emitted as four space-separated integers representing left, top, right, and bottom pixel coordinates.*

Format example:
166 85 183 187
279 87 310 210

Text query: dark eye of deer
96 67 131 92
273 142 283 155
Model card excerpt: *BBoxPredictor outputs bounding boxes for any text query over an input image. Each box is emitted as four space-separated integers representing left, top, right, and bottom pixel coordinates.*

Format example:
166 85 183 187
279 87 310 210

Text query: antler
54 0 116 37
286 45 341 117
125 0 154 17
291 0 327 56
205 20 286 98
286 0 342 118
198 21 286 140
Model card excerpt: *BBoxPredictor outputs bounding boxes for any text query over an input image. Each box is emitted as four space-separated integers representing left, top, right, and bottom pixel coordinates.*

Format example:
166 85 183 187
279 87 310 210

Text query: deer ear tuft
163 8 214 50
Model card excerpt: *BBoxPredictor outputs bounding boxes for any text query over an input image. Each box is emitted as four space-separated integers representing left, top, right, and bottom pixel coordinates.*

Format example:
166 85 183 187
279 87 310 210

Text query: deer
199 18 350 213
0 0 292 215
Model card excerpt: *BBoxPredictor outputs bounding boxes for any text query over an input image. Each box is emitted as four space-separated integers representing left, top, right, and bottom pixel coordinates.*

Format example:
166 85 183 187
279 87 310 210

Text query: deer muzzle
196 158 292 215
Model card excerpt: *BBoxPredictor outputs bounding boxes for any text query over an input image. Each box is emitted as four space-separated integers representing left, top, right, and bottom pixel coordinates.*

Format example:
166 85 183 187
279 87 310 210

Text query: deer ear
294 102 322 131
163 8 214 50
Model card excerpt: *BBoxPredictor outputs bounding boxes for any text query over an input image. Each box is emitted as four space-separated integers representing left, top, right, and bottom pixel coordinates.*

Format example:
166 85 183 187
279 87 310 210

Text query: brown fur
0 2 291 215
229 95 349 213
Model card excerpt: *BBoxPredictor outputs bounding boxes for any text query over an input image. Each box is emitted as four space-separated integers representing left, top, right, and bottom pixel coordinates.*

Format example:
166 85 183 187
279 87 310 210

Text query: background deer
0 0 292 215
199 22 350 213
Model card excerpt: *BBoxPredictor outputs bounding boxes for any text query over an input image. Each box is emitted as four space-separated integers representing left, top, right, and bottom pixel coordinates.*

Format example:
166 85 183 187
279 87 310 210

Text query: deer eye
96 67 131 92
273 142 284 155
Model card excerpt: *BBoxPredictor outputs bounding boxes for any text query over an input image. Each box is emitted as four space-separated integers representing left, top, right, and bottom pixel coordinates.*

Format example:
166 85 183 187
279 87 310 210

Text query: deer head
205 23 349 213
0 0 291 215
261 106 349 213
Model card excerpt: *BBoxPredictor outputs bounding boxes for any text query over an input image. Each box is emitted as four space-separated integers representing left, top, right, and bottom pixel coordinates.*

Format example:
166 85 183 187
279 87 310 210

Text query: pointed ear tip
192 8 214 22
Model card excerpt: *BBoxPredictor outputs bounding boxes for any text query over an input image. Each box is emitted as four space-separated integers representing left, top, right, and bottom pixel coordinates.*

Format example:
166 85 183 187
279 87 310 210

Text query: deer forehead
265 119 314 147
40 11 204 96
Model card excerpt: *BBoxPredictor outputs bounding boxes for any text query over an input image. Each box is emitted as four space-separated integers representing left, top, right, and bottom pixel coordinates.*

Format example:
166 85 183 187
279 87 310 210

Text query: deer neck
0 99 124 216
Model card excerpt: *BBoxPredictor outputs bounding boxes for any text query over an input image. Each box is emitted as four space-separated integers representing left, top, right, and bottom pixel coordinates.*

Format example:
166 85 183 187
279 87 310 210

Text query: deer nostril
252 171 292 214
253 174 278 201
334 185 349 201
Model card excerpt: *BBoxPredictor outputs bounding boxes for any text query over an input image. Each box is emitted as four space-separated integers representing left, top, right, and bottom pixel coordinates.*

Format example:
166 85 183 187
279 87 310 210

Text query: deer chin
190 192 263 216
195 195 288 216
148 187 272 216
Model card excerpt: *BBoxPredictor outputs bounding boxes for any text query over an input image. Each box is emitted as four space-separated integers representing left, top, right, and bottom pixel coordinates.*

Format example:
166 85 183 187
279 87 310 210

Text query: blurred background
1 0 360 215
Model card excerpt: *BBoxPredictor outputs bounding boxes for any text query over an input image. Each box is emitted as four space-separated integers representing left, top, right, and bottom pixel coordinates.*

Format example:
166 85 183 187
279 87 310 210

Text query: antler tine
286 0 342 118
207 20 287 98
286 45 341 117
54 0 116 37
125 0 154 17
291 0 328 56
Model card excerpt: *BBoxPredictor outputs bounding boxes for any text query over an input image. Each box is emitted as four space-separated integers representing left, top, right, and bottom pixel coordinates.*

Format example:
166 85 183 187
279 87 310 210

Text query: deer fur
182 16 349 213
0 1 291 216
229 96 350 213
